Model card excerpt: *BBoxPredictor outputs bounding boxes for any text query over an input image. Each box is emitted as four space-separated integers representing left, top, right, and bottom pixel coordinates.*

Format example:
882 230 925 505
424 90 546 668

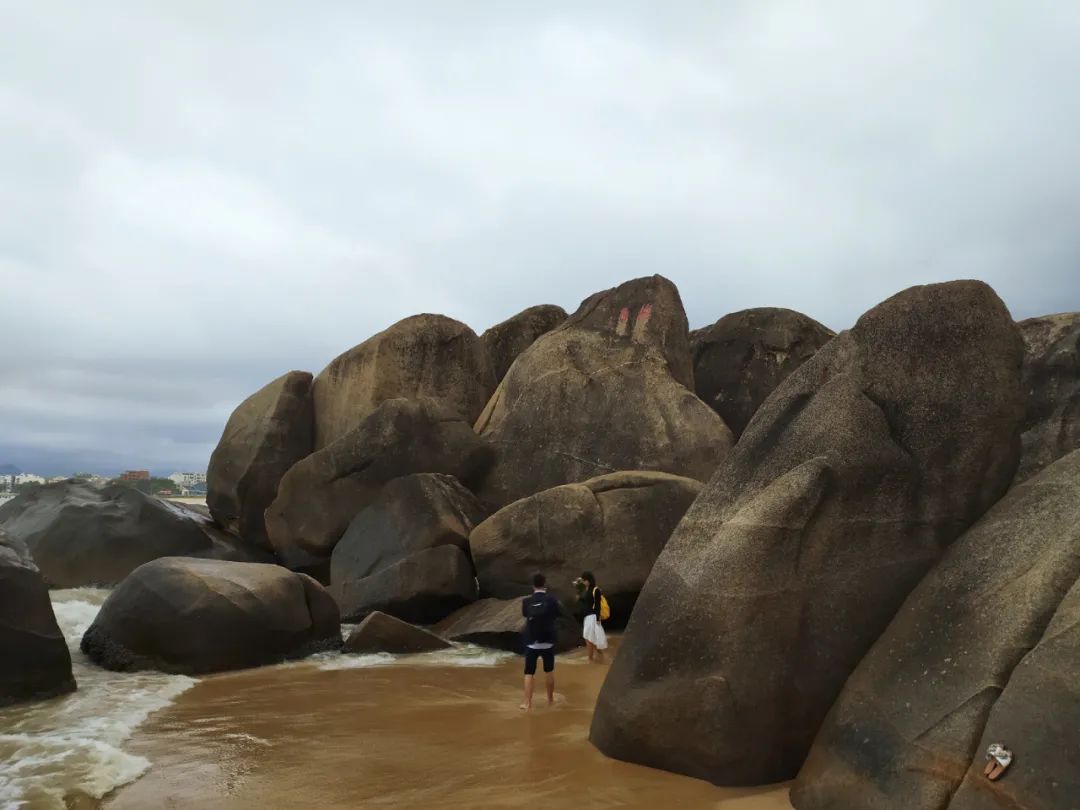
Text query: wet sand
109 642 791 809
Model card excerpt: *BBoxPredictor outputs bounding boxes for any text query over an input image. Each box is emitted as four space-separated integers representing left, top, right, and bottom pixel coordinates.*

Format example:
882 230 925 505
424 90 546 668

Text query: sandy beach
108 640 792 809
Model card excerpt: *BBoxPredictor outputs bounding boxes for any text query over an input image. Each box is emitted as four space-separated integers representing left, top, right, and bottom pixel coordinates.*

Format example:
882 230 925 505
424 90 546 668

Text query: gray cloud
2 1 1080 475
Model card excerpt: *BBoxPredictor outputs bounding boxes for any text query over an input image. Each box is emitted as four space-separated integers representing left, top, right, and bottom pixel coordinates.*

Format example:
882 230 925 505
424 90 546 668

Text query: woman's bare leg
586 640 595 661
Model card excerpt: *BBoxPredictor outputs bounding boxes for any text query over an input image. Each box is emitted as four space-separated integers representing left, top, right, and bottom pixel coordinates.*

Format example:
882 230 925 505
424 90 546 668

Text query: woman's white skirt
583 614 608 649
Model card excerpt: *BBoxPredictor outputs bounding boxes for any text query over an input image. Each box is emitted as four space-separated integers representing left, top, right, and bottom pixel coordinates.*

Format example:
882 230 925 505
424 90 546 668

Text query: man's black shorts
524 646 555 675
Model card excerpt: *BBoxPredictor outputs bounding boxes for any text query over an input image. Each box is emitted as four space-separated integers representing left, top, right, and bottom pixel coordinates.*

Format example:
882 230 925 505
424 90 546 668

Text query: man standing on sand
521 573 560 711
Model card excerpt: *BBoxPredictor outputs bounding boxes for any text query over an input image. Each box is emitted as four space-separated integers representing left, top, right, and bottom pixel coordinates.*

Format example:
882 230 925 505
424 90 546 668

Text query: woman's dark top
579 586 603 618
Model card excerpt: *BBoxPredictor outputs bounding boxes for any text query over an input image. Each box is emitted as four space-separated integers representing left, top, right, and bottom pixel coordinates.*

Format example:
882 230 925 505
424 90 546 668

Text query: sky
2 1 1080 476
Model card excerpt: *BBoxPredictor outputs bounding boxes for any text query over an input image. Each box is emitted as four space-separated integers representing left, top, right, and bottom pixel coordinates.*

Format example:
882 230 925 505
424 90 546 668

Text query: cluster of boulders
1 273 1077 810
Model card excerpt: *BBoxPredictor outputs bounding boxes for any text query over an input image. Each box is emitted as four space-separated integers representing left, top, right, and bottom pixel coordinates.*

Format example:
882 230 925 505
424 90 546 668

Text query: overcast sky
3 1 1079 476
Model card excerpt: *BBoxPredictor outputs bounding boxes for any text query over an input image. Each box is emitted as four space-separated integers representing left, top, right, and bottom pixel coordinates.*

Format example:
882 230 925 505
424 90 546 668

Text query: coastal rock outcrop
475 276 732 508
435 597 580 654
0 480 266 588
470 471 701 623
312 315 496 449
81 558 340 674
343 611 452 654
480 304 567 382
792 448 1080 810
590 281 1025 786
332 544 477 624
207 370 313 550
691 308 834 438
1015 312 1080 482
0 528 74 707
264 398 493 576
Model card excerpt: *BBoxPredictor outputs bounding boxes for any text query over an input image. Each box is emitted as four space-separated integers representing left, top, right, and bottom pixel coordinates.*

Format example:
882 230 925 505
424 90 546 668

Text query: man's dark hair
532 573 546 588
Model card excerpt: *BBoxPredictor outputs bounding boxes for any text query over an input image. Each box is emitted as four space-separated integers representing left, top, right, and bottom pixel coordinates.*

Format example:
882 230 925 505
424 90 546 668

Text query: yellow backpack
594 587 611 622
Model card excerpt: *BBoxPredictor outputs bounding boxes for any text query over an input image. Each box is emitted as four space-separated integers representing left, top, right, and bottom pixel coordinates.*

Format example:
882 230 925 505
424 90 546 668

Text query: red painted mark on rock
635 303 653 329
616 307 630 336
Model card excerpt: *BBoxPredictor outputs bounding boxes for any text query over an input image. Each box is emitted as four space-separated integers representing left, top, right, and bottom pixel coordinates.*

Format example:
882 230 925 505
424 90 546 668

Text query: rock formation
81 558 340 674
343 611 452 655
312 314 496 449
691 308 834 438
434 597 580 654
590 281 1025 786
475 276 731 507
792 448 1080 810
470 471 701 623
480 304 567 382
264 398 493 576
0 480 267 588
207 370 313 549
0 528 74 707
1015 312 1080 482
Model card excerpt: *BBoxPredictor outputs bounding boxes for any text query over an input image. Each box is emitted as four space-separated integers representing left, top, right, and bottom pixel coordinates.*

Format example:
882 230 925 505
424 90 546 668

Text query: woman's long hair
581 571 596 589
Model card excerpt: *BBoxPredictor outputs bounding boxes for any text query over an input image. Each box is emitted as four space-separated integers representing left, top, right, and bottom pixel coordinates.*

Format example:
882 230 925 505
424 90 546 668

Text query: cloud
2 0 1079 474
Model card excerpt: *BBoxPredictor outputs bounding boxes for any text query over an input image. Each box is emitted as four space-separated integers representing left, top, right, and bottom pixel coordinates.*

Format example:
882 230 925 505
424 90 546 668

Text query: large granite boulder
590 281 1025 786
471 471 701 623
343 610 452 654
475 276 732 508
691 308 835 438
0 480 268 588
793 448 1080 810
265 398 493 575
434 597 580 654
1015 313 1080 482
481 304 567 382
0 528 74 707
81 558 340 674
312 314 496 449
207 370 313 550
331 544 477 624
330 473 485 588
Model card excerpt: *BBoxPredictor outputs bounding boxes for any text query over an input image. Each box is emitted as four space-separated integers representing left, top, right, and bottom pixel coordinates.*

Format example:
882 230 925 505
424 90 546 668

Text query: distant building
121 470 151 481
14 473 46 485
169 472 207 487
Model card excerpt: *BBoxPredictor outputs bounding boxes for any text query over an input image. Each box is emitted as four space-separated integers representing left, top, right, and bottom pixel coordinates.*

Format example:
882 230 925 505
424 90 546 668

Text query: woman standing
577 571 608 662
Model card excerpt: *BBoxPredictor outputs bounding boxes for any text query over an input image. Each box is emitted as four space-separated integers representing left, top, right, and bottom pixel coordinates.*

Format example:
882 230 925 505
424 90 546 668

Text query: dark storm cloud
2 1 1080 474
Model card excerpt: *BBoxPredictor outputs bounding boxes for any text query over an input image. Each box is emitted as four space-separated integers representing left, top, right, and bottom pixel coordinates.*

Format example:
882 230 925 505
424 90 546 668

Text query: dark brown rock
434 597 580 654
80 557 340 674
264 398 493 575
590 281 1025 786
1015 312 1080 482
691 308 834 438
0 528 74 707
792 448 1080 810
470 471 701 624
0 481 268 588
343 610 452 655
331 545 477 624
207 370 313 549
312 314 496 449
330 473 485 589
481 304 567 382
475 276 731 507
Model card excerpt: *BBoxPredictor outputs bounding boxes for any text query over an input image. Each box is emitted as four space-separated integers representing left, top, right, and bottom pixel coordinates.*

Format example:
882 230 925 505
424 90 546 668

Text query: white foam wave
0 589 195 809
316 644 516 671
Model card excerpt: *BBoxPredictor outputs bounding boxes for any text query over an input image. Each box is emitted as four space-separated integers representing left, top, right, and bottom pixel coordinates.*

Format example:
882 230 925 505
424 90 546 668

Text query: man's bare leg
545 672 555 705
521 675 534 711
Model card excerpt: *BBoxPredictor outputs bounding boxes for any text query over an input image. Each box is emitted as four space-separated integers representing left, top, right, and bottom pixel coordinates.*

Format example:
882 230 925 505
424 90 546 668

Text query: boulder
434 597 580 654
265 398 494 575
1015 313 1080 482
343 611 452 655
691 308 834 438
330 473 485 588
331 544 477 624
471 471 701 623
207 370 313 549
0 480 269 588
312 314 496 449
792 449 1080 810
481 304 567 382
475 276 732 507
0 528 74 707
590 281 1025 786
80 558 341 674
